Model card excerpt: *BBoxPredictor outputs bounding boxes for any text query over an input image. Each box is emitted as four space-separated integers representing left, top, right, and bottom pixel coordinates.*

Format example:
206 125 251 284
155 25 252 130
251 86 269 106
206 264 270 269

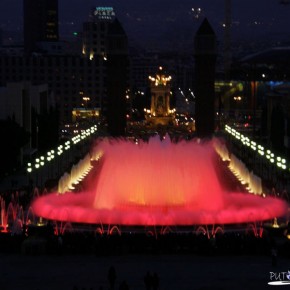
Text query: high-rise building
23 0 59 55
82 7 116 60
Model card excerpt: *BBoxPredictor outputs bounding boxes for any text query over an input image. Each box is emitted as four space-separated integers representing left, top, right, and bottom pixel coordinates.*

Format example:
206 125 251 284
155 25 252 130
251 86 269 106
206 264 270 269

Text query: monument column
194 18 217 138
145 67 175 126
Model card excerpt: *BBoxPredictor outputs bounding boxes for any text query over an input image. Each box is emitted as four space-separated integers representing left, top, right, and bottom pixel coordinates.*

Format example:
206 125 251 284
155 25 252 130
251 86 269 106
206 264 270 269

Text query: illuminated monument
145 67 176 126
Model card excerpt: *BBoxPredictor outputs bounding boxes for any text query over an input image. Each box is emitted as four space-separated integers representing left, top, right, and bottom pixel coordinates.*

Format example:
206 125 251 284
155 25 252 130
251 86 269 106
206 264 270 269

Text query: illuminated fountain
57 153 96 193
32 136 288 226
0 197 8 232
228 154 263 195
0 196 36 233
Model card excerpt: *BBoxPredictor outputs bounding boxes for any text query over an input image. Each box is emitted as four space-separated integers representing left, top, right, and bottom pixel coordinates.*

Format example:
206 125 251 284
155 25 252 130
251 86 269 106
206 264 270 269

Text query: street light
83 96 90 108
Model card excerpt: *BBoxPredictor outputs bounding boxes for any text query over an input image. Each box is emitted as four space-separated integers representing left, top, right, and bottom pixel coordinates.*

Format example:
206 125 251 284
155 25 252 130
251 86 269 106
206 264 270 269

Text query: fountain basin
32 137 288 226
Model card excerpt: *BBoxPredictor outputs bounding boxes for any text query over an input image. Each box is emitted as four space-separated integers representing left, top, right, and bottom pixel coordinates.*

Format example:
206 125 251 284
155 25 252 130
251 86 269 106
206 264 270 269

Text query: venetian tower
194 18 217 138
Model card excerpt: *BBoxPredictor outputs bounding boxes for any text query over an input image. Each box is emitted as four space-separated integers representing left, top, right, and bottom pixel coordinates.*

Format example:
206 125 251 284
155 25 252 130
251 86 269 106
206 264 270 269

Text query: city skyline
1 0 290 51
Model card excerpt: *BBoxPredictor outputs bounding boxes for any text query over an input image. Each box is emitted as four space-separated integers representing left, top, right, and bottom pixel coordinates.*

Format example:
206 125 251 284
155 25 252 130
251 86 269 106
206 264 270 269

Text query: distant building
230 46 290 153
0 55 105 123
0 82 53 161
266 83 290 151
72 107 100 123
23 0 59 55
82 7 116 60
0 82 51 130
0 45 24 56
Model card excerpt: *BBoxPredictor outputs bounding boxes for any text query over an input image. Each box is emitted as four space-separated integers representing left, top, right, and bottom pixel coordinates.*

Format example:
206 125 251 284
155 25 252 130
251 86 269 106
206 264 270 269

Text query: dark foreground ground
0 252 288 290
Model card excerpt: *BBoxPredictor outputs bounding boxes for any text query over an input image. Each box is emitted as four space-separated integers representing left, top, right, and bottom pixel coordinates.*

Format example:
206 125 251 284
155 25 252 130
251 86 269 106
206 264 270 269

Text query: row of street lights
225 125 288 171
26 125 98 187
225 125 289 191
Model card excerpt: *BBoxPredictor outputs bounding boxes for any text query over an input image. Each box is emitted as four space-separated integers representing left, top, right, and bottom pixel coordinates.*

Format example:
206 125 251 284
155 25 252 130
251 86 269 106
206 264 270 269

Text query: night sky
0 0 290 50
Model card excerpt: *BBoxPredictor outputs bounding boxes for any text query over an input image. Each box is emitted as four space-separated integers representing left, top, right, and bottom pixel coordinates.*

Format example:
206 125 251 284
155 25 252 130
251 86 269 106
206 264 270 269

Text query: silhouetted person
108 266 117 289
22 223 27 237
57 234 63 255
144 271 153 290
152 272 159 290
271 247 278 266
46 220 54 237
119 280 129 290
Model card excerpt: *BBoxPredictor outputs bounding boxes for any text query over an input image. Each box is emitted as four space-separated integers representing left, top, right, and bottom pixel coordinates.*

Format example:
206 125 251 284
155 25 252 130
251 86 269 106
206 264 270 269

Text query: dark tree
0 118 30 177
270 105 284 153
108 266 117 289
31 106 59 152
38 106 59 151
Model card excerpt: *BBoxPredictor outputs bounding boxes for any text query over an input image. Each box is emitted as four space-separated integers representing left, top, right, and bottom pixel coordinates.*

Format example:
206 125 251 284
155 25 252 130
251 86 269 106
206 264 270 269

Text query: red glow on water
32 137 288 226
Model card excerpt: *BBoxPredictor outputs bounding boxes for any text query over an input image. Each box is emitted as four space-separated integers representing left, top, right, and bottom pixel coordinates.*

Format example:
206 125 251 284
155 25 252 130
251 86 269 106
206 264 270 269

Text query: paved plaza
0 253 289 290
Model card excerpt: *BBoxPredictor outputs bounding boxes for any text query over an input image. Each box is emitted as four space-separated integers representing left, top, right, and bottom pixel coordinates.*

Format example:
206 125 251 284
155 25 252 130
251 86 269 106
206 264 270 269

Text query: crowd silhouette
71 266 160 290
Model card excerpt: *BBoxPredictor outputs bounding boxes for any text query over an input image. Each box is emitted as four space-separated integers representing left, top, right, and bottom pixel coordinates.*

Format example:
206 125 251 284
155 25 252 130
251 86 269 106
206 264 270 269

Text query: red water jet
32 137 288 226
